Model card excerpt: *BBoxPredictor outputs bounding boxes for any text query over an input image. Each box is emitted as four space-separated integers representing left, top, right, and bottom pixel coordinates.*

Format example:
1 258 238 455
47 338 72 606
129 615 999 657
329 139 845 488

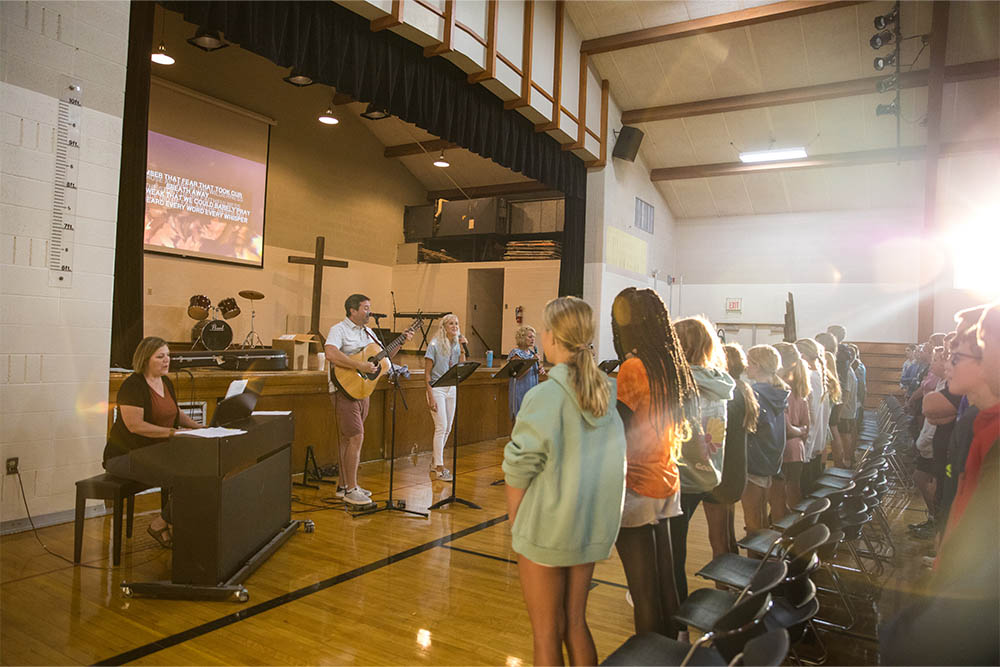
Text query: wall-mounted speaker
612 125 644 162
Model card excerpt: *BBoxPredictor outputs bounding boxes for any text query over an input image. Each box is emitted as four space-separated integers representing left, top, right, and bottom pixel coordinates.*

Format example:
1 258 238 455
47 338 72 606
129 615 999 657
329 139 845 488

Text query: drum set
187 290 266 351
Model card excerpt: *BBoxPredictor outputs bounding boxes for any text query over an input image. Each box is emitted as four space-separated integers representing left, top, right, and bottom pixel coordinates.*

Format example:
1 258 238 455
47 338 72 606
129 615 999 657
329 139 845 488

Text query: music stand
598 359 620 374
488 356 537 486
357 366 428 519
428 361 481 510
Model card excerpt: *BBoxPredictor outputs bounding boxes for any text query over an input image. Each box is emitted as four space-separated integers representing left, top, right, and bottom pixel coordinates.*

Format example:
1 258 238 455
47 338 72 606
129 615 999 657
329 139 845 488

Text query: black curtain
110 1 155 367
161 0 586 295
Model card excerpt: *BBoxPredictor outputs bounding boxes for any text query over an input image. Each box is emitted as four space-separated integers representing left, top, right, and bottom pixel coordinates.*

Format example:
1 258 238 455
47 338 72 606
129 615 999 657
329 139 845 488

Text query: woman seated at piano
104 336 200 548
424 314 467 482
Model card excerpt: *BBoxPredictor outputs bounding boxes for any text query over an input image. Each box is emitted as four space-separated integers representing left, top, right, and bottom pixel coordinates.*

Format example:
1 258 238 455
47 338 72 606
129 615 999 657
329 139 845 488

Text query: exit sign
725 298 742 313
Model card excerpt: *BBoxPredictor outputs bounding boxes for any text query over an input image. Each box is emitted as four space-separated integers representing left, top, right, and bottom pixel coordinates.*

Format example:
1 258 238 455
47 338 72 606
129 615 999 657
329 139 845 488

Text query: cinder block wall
1 1 130 527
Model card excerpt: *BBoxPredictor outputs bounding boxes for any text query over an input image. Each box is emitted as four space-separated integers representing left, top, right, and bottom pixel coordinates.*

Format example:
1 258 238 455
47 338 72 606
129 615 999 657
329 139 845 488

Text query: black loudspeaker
612 125 644 162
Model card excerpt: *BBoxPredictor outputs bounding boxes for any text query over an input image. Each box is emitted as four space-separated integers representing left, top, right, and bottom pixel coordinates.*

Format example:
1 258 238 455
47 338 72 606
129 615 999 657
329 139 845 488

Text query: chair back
730 628 790 667
710 590 774 662
746 561 789 596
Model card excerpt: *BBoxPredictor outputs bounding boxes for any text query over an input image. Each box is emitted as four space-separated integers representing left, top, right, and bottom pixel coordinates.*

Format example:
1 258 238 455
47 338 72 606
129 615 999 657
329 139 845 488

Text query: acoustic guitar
330 315 423 400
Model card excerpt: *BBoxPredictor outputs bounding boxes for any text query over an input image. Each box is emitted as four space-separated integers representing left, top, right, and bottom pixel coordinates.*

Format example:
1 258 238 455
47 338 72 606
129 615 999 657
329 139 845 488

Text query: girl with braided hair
611 287 698 638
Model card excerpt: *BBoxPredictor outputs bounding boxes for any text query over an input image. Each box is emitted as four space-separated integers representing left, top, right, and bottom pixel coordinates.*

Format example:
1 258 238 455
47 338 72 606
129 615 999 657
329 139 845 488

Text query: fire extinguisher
515 306 524 324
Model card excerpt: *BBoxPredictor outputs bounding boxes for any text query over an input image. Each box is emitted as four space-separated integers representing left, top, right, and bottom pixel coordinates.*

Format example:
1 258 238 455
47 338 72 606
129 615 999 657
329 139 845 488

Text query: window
634 197 654 234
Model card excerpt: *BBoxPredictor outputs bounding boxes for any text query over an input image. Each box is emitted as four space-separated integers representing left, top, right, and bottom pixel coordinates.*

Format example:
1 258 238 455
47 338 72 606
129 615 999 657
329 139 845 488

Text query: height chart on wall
144 131 267 266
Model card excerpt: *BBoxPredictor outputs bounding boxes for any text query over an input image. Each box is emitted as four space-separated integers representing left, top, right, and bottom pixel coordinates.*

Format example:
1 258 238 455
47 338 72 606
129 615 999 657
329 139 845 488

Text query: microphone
370 312 388 319
462 342 471 357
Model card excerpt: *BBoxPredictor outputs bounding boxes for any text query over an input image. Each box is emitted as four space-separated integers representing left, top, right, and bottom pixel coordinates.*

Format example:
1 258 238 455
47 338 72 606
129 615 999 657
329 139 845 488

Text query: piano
119 414 303 602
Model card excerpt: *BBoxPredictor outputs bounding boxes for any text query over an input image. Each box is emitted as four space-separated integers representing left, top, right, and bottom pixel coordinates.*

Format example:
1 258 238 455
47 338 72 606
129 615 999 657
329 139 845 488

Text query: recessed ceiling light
433 150 450 168
318 107 339 125
151 42 175 65
738 147 807 164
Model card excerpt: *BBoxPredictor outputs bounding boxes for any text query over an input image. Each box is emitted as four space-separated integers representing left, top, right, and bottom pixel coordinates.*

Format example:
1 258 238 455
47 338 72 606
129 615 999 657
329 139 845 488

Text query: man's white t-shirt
327 318 377 393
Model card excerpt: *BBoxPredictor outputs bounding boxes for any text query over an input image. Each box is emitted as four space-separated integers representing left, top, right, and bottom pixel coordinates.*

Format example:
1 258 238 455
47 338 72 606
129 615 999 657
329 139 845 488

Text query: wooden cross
287 236 348 337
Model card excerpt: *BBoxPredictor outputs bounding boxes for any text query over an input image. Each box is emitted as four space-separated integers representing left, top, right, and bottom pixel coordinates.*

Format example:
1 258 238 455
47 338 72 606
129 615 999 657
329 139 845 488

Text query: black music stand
488 357 536 486
357 366 428 519
428 361 481 510
598 359 620 374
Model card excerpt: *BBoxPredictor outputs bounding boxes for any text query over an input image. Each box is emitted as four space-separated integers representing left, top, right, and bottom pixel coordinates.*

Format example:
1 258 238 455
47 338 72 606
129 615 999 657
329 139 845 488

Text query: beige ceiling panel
901 0 933 40
950 78 1000 143
581 1 644 37
813 96 868 154
747 16 810 91
723 107 773 153
782 168 830 212
872 160 924 210
642 119 698 168
767 102 819 150
742 171 788 214
699 28 763 97
671 178 719 218
862 91 904 150
635 1 691 29
613 47 674 108
824 164 871 209
706 174 754 216
683 113 739 163
946 1 1000 66
800 5 862 84
657 181 688 219
565 2 599 41
684 1 741 21
591 53 635 109
651 36 718 104
899 87 928 147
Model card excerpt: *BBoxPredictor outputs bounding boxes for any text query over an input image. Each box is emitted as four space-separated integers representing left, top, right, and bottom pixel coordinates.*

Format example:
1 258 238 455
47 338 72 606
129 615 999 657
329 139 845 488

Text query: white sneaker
343 487 372 506
336 485 372 498
431 468 453 481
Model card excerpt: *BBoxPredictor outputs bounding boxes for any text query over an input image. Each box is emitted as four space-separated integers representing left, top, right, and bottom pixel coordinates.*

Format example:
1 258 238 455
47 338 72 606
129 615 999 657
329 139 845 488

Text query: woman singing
104 337 200 548
508 325 546 421
424 314 467 481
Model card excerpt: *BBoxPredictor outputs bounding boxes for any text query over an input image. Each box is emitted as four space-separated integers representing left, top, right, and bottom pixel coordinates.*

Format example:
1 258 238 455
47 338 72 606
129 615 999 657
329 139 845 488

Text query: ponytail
723 343 759 433
747 345 790 392
774 342 810 400
543 297 609 418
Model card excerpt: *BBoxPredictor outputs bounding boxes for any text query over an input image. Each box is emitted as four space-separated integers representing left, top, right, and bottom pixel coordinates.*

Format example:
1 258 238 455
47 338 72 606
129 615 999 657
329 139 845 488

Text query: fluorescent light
738 147 807 164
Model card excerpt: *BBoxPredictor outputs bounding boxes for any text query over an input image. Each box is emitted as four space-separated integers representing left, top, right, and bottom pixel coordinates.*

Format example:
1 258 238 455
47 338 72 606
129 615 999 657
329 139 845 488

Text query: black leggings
616 520 679 639
668 492 707 605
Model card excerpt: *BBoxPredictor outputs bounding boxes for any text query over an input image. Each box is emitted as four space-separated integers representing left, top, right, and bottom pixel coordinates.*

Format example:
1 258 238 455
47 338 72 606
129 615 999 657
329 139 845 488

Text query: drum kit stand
187 290 267 351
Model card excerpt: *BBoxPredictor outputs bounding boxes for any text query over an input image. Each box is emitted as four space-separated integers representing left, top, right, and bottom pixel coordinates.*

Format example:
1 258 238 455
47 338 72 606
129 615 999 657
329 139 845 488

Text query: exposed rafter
622 59 1000 124
580 0 862 55
383 139 458 158
427 181 552 201
649 139 999 181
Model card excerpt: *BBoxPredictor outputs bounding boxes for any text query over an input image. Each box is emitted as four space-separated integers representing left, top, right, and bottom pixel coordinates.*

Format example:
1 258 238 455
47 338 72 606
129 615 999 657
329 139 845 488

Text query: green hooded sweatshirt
678 366 736 493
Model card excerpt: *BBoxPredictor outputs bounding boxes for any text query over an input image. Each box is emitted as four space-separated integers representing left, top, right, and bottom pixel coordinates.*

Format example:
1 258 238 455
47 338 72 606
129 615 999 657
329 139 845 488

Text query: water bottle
486 350 493 368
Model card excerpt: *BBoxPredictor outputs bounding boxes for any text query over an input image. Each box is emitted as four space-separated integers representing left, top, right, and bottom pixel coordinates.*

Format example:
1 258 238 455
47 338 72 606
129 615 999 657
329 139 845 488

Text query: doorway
466 269 504 359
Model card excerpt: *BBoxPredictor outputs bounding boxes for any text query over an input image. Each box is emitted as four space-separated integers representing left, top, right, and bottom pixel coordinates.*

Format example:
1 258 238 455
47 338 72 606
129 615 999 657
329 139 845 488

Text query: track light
874 8 898 31
870 30 894 49
433 150 450 168
187 26 227 52
318 106 339 125
876 74 899 94
360 102 391 120
151 41 175 65
876 101 898 117
874 53 896 71
283 70 314 87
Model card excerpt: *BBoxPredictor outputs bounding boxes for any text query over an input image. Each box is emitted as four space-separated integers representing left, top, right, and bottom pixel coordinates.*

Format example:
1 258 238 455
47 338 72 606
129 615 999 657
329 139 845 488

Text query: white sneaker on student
343 487 372 506
431 468 453 481
337 485 372 498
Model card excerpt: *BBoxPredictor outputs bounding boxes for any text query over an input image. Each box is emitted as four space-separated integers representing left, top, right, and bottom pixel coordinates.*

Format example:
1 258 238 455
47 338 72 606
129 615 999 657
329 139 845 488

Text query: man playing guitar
325 293 413 506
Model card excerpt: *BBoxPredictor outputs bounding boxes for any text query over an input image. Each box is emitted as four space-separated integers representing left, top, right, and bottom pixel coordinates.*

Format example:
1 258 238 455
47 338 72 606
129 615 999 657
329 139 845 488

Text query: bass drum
196 318 233 352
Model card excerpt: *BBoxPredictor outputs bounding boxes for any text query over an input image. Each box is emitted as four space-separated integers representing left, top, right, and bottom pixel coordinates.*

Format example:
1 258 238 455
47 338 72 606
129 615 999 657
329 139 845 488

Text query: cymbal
239 290 265 300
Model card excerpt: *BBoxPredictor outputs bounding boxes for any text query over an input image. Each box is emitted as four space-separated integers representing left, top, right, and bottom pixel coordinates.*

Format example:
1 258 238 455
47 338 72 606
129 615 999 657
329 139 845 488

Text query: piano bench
74 474 151 566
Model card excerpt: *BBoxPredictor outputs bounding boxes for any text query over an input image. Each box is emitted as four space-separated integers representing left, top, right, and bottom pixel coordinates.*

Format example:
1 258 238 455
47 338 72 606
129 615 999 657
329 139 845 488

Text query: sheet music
225 380 248 399
174 427 247 438
251 410 292 416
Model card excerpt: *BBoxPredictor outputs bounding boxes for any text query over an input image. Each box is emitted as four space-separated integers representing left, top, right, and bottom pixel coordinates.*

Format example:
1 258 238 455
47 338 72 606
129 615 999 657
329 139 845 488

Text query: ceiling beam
384 139 458 158
649 139 999 181
427 181 552 200
580 0 862 55
622 59 1000 124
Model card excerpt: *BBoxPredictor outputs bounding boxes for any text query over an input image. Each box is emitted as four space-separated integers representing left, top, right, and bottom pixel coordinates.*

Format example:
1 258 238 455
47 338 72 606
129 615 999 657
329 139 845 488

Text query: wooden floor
0 439 727 666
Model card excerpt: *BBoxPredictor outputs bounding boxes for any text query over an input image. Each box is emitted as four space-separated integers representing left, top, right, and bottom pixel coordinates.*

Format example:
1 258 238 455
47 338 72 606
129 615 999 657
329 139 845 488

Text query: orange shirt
616 358 681 499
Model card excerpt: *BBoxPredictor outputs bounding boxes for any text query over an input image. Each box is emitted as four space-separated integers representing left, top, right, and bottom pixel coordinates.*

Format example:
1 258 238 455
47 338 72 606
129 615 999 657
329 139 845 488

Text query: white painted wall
1 1 130 525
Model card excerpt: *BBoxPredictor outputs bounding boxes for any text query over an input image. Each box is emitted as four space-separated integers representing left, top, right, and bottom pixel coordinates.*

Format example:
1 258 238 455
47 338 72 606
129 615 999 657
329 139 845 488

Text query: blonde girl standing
741 345 790 532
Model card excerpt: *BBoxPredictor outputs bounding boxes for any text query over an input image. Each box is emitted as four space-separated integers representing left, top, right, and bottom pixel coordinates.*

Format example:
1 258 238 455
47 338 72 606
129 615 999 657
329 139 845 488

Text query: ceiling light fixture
874 8 898 31
360 102 391 121
738 147 807 164
433 150 450 168
151 41 175 65
869 30 894 49
318 106 339 125
283 69 314 87
876 74 899 94
187 26 227 52
873 53 896 71
875 101 898 117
